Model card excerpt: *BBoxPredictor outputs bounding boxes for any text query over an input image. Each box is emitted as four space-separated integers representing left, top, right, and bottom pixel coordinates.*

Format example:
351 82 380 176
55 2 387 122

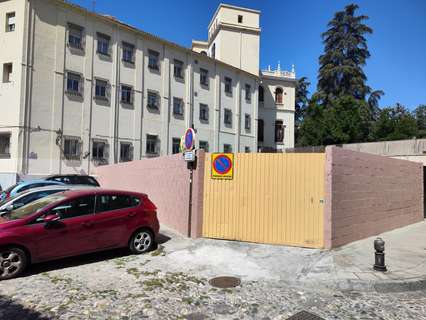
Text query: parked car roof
60 188 147 198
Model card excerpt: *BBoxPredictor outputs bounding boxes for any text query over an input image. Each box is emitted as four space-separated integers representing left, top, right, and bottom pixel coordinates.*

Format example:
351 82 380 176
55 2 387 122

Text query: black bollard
373 237 387 272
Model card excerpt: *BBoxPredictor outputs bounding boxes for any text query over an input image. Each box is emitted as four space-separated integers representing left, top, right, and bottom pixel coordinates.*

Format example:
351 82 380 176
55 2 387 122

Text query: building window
200 51 207 56
95 79 109 100
148 49 160 70
211 43 216 59
258 119 264 142
97 33 110 56
275 87 283 104
245 146 251 153
0 133 11 158
174 59 184 79
146 135 158 155
173 97 184 116
245 114 251 130
120 85 133 105
199 103 209 121
199 141 209 152
6 12 15 32
63 137 81 160
259 85 264 102
200 68 208 87
92 140 107 160
224 77 232 94
120 143 133 162
275 120 284 143
224 109 232 126
238 15 243 23
147 91 159 109
224 144 232 153
68 23 84 50
245 84 251 102
2 63 12 83
172 138 180 154
66 72 83 95
122 42 135 63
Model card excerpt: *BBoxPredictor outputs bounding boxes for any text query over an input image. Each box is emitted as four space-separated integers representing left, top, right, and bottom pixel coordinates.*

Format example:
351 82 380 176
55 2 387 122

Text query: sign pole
187 166 193 238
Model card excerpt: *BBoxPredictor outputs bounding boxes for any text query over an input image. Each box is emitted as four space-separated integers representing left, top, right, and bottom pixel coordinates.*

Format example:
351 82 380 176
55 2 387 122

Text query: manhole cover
287 311 324 320
209 276 241 288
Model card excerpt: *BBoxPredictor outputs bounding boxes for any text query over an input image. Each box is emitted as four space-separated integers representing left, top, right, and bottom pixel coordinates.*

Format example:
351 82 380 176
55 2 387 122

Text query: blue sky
72 0 426 109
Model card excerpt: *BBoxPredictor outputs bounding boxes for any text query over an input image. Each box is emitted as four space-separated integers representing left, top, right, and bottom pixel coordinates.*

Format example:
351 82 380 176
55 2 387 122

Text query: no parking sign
211 153 234 180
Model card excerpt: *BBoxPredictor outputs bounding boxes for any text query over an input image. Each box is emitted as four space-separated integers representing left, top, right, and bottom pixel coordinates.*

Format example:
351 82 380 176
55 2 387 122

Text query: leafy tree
413 105 426 138
371 103 418 141
318 4 372 101
294 77 310 144
298 4 384 146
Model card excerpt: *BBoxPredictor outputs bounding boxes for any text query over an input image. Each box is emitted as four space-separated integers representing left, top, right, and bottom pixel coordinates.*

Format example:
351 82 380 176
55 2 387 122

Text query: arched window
200 51 207 56
275 120 284 143
211 43 216 59
275 87 283 104
257 119 264 142
258 85 264 102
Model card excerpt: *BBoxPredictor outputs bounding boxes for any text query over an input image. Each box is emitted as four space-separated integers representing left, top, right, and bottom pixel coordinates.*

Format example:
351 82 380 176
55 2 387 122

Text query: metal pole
187 166 193 237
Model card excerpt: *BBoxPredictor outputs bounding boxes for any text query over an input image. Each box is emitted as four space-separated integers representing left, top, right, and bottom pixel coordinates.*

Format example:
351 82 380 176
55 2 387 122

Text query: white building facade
0 0 296 186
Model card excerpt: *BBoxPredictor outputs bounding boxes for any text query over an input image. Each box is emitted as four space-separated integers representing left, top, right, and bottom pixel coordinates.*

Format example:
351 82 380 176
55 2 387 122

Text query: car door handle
128 212 137 217
81 222 94 228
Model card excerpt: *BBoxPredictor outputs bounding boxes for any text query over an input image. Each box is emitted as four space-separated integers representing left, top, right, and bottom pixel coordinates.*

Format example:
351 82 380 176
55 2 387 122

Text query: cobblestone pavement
0 244 425 320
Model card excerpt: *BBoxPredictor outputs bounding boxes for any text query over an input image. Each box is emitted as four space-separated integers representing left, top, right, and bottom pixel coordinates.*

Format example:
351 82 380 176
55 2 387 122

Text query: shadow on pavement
0 295 49 320
20 232 172 278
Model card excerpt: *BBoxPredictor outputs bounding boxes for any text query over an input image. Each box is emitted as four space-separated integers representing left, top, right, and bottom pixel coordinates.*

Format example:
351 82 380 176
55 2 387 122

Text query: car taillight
143 196 157 212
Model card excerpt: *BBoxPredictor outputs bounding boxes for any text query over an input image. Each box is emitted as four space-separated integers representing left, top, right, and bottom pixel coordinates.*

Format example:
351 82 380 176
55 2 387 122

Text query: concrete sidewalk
157 220 426 292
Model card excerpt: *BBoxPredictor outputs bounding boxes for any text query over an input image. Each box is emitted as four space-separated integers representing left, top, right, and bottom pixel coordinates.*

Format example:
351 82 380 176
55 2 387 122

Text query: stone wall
324 146 423 248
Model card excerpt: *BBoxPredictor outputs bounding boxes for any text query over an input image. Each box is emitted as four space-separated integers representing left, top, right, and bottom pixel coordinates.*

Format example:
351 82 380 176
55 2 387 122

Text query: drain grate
287 311 324 320
208 276 241 288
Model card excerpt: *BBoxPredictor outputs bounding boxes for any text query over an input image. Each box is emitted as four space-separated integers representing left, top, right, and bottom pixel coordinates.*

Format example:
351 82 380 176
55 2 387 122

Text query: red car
0 189 159 280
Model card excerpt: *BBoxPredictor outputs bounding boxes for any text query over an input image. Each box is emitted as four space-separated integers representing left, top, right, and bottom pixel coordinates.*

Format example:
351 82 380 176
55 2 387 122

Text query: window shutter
129 145 134 160
78 139 83 157
155 139 160 154
78 76 84 95
104 143 110 162
108 41 112 56
106 83 111 100
131 89 135 105
132 48 136 63
81 29 86 50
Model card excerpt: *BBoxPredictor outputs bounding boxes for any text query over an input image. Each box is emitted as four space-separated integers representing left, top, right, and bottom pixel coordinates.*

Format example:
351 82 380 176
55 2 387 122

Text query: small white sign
184 151 195 162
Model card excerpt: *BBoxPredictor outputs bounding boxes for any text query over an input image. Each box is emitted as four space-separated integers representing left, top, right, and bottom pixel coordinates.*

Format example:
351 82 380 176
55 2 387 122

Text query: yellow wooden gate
202 153 325 248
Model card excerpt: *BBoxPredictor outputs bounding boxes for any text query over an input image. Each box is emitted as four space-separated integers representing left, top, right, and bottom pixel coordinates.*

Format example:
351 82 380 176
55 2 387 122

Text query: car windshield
5 194 66 220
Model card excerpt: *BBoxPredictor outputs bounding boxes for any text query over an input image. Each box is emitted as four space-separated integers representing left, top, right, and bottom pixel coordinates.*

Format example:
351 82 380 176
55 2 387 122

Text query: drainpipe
87 13 95 174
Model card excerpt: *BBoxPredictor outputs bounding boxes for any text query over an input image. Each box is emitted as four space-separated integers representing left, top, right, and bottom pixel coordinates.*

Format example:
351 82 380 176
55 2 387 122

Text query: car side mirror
5 204 14 212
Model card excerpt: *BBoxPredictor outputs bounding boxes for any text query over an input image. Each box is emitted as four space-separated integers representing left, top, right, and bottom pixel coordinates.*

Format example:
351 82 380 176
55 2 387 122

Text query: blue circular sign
213 155 232 174
184 128 195 151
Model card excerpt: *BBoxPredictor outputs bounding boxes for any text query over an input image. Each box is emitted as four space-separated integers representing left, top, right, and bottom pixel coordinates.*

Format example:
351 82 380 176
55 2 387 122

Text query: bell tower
205 4 261 76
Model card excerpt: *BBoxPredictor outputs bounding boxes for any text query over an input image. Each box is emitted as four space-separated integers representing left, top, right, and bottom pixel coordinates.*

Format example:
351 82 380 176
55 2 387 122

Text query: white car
0 185 95 214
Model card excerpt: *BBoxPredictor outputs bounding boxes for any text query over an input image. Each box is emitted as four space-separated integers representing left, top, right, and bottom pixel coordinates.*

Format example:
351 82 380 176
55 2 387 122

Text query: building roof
57 0 260 79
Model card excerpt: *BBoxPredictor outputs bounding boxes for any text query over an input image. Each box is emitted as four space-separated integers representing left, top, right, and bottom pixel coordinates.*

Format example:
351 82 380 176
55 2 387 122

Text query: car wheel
0 247 27 281
129 229 155 254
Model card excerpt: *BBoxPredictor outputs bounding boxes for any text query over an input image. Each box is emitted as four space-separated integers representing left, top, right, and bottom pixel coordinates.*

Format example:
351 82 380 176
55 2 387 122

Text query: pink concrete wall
94 151 205 238
324 146 424 248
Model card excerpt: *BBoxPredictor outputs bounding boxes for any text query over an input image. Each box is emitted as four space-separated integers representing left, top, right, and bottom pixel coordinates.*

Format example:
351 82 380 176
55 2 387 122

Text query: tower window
275 87 283 104
3 63 12 83
275 120 284 143
6 12 15 32
238 15 243 23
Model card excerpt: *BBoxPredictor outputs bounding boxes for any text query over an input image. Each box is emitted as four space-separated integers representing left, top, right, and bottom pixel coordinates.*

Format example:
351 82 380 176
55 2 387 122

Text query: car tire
129 228 155 254
0 247 28 281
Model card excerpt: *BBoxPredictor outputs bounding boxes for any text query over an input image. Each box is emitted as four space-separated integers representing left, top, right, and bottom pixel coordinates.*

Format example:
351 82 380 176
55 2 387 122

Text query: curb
289 277 426 293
